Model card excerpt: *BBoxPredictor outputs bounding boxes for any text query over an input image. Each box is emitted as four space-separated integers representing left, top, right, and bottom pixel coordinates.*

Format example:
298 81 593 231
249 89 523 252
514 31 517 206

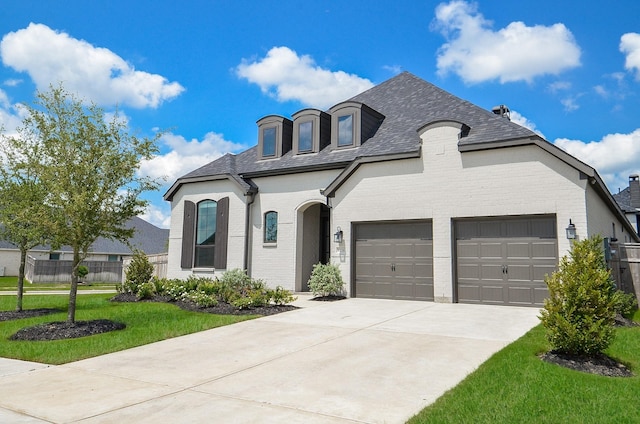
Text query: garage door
455 216 557 307
354 221 433 301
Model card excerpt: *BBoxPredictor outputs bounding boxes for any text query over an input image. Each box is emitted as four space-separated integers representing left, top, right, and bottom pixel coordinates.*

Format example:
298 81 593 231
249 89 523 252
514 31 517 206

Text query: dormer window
262 127 277 157
337 114 354 147
292 109 330 155
298 121 313 152
329 101 384 150
257 115 292 160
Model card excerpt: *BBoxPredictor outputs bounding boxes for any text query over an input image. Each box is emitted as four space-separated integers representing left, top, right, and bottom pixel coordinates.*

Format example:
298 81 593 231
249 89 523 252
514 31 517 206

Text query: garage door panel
354 222 433 301
480 243 502 258
455 216 557 307
532 242 557 259
508 287 535 305
481 285 505 303
533 264 556 281
457 284 480 303
457 242 479 258
506 264 532 281
481 264 504 281
506 242 531 259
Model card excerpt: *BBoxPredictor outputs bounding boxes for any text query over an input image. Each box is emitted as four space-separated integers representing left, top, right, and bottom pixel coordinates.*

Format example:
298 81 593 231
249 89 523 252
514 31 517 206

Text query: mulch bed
0 308 60 322
540 351 633 377
538 314 638 378
110 293 299 316
10 319 126 341
3 293 299 342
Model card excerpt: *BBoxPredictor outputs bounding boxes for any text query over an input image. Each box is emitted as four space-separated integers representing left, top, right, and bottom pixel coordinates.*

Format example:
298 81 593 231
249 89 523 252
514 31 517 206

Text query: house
0 216 168 279
613 175 640 234
164 72 638 307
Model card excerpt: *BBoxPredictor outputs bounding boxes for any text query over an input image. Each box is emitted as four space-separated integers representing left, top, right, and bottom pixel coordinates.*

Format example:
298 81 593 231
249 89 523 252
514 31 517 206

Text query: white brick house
164 72 637 306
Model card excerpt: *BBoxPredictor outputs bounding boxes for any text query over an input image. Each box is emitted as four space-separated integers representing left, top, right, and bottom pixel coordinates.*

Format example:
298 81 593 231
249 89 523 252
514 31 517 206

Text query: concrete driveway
0 296 540 423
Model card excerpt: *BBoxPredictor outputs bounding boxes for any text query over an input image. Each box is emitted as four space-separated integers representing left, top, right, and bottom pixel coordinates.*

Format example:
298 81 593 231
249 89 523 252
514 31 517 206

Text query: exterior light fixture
565 219 576 240
334 226 343 243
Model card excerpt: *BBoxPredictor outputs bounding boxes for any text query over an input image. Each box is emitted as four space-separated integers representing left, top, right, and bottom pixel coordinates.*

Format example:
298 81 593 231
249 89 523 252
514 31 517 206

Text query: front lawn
409 310 640 423
0 276 116 291
0 294 255 364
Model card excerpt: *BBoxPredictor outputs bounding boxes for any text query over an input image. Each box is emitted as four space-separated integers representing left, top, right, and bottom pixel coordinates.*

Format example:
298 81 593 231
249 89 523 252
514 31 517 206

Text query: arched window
181 197 229 269
264 211 278 243
195 200 217 267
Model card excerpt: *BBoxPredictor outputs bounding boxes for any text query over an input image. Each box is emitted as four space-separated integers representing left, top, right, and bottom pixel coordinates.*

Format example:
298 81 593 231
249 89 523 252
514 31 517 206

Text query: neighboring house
0 216 168 277
613 175 640 235
164 72 638 307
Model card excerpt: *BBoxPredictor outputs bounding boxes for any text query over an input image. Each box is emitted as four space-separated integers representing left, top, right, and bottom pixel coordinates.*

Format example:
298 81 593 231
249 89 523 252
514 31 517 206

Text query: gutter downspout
243 191 256 276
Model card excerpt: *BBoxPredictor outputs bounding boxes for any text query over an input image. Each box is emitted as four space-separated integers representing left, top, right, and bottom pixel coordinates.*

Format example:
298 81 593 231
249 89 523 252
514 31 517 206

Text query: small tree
0 133 50 312
6 85 161 322
122 250 154 294
307 263 345 297
539 236 617 356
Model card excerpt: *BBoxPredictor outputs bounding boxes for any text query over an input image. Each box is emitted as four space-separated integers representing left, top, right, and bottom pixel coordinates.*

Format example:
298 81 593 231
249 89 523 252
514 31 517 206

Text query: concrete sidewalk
0 296 540 423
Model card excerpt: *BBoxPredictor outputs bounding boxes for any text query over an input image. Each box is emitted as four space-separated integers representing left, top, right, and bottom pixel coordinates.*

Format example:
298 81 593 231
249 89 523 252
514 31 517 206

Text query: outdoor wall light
334 226 343 243
565 219 577 240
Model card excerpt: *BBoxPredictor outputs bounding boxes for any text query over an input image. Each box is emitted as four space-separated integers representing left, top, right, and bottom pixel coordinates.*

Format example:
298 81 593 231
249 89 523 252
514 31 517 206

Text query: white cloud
139 203 171 229
3 78 22 87
548 81 571 93
621 32 640 80
236 46 374 109
509 110 545 138
139 131 246 183
0 23 184 108
560 96 580 112
433 1 581 84
554 129 640 190
0 92 28 135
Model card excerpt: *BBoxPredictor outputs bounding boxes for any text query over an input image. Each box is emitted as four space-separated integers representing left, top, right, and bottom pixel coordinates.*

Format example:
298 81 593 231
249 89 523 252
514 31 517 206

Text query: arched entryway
295 202 330 291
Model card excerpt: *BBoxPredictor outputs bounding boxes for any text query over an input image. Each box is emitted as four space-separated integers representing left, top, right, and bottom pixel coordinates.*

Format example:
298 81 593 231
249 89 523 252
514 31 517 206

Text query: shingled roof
165 72 541 200
0 216 168 255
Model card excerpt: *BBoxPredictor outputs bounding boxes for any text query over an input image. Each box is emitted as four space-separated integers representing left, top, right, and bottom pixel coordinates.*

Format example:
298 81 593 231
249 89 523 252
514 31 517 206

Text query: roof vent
492 105 510 120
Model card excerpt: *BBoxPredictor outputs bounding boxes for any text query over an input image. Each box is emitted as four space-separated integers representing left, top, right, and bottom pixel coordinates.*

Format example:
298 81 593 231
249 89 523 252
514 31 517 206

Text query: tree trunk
16 248 27 312
67 250 80 323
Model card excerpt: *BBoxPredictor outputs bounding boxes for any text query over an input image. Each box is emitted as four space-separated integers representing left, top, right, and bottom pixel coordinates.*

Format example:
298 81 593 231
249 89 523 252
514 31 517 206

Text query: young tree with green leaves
539 236 617 356
6 85 161 322
0 169 49 311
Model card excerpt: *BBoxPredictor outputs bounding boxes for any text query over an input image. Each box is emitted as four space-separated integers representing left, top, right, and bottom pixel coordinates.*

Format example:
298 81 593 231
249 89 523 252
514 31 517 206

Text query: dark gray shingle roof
0 216 168 255
167 72 539 196
613 188 633 213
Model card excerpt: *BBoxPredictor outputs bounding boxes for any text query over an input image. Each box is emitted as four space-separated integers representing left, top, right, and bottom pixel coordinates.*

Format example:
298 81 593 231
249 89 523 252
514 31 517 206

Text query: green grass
0 276 116 291
409 310 640 424
0 294 256 364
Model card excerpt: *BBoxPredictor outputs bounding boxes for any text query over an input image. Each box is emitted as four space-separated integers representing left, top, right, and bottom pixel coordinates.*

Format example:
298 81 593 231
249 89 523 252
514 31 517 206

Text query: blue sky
1 1 639 228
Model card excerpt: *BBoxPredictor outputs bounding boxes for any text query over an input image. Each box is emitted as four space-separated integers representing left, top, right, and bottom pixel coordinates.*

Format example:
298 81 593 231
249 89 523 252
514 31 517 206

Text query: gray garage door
354 221 433 301
455 216 557 307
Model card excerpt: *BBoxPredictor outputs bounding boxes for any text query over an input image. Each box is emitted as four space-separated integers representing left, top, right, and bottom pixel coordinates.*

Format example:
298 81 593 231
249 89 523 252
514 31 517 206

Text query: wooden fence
610 243 640 304
121 253 168 283
25 256 123 284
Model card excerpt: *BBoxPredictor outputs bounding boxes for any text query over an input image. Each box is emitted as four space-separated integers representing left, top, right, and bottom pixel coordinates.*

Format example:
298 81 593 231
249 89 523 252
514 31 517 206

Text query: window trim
297 120 314 153
329 102 362 150
257 115 293 160
181 197 229 270
264 211 278 243
194 199 217 268
292 109 330 154
261 126 278 157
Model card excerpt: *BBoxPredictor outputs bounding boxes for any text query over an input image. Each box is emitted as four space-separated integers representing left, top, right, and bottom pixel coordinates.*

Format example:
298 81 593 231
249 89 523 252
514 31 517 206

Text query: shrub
185 290 218 308
136 281 156 300
121 250 154 294
307 263 345 298
612 290 638 318
77 265 89 280
539 236 617 356
270 286 297 305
